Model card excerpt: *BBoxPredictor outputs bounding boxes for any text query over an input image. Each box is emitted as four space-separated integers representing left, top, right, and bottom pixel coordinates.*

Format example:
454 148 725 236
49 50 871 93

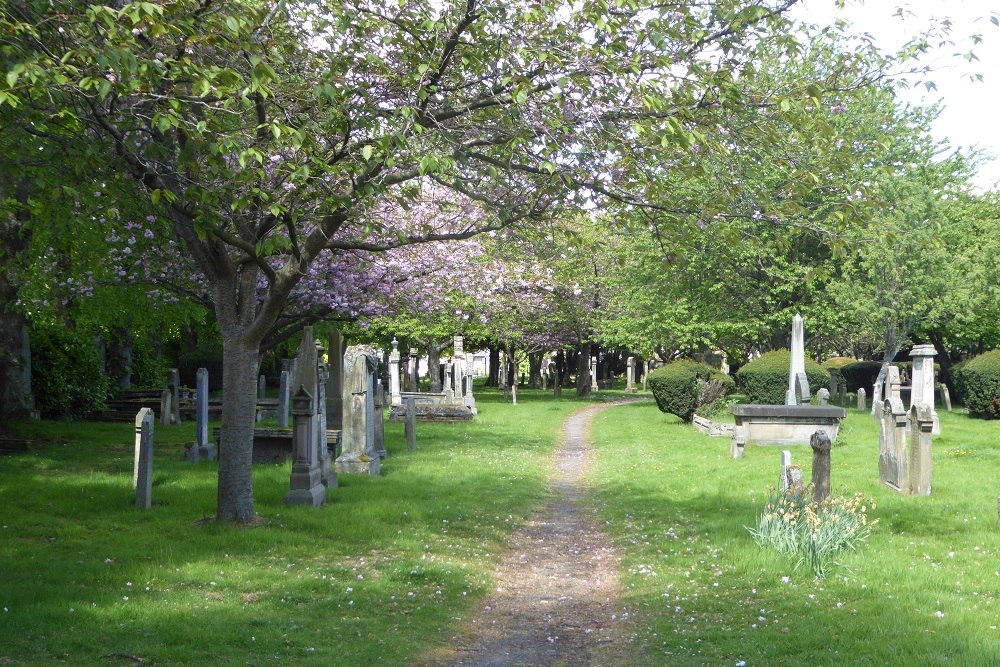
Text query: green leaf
361 145 373 161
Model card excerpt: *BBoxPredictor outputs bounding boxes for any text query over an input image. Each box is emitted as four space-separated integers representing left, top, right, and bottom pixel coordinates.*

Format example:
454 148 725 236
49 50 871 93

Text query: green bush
735 350 829 404
178 348 224 388
31 325 111 419
837 360 883 393
647 359 734 422
952 350 1000 418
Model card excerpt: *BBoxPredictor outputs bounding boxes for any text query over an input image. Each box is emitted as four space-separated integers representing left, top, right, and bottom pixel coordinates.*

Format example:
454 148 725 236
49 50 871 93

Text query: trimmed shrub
648 360 734 421
31 325 111 419
952 350 1000 419
838 361 883 393
735 350 830 405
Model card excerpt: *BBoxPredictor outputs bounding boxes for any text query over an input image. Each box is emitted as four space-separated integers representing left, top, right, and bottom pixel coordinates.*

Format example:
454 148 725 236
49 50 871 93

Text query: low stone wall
388 404 475 422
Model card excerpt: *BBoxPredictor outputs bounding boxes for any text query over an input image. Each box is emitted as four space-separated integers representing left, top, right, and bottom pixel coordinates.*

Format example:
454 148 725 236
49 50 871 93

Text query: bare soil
418 401 638 667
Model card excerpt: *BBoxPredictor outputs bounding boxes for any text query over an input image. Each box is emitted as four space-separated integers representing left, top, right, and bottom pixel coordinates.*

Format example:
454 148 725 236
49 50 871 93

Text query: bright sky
791 0 1000 191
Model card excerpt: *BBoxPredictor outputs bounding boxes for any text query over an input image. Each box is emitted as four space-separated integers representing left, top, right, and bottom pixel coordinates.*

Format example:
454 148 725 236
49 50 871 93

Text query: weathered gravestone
908 404 933 496
133 408 154 510
373 377 386 460
590 356 599 392
335 346 381 475
626 356 637 394
879 367 910 492
185 367 216 462
167 368 181 424
786 314 811 405
780 450 793 492
817 387 830 405
857 387 867 412
909 344 940 434
277 370 290 428
284 328 326 506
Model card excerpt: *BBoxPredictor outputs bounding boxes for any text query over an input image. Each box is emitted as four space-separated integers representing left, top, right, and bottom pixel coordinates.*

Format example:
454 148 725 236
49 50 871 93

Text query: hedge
837 361 883 393
647 360 734 422
735 350 830 405
178 348 224 388
822 356 856 389
31 325 111 419
952 350 1000 419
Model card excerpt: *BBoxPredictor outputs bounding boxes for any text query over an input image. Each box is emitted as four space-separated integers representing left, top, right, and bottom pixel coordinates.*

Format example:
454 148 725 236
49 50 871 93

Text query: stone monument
336 346 381 475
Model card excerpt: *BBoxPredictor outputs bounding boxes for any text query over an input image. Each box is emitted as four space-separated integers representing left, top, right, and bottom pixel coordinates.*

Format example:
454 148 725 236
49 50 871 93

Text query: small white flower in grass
737 662 747 667
935 610 945 618
781 576 791 584
122 596 129 601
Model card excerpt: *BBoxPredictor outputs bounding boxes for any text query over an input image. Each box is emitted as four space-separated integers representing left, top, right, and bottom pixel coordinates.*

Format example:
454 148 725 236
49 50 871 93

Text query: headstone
284 387 325 506
857 387 867 412
443 360 453 396
810 431 832 503
159 389 171 426
938 383 952 412
785 464 804 491
780 450 792 492
464 355 477 411
908 404 933 496
373 377 386 459
786 314 809 405
184 367 216 462
409 347 419 392
453 335 465 398
643 359 651 392
838 381 848 406
336 346 380 475
278 370 290 428
879 367 909 491
590 356 599 392
167 368 181 424
626 356 637 394
316 348 335 488
817 387 830 406
133 408 154 510
909 344 940 434
258 374 266 400
389 339 402 407
326 329 345 431
405 397 417 451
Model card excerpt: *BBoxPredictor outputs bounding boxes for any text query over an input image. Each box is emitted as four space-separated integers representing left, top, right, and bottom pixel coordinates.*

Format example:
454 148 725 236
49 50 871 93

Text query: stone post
590 356 598 392
405 397 417 451
326 329 345 430
257 374 266 400
409 347 419 391
810 430 832 503
626 356 636 394
284 387 325 506
167 368 181 424
159 389 172 426
278 370 290 428
879 367 909 491
389 339 402 407
443 360 453 397
196 367 209 449
316 352 335 488
643 359 651 392
780 450 792 493
464 354 476 412
909 344 940 434
908 404 933 496
373 378 386 459
453 335 465 398
133 408 154 510
857 387 866 412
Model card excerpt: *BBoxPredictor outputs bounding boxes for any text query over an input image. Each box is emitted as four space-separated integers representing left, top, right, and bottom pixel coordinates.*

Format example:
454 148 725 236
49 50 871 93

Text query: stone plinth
730 404 846 458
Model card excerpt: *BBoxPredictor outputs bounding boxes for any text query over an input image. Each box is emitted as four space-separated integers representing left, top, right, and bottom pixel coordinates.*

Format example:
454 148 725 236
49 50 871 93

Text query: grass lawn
3 388 1000 666
589 402 1000 666
0 387 590 666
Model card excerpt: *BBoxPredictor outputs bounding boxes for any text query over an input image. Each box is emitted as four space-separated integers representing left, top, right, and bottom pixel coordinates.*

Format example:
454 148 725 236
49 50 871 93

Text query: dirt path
420 401 636 667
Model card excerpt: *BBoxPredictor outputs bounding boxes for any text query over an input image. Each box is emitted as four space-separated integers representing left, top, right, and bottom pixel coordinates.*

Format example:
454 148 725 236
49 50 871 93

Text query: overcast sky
791 0 1000 191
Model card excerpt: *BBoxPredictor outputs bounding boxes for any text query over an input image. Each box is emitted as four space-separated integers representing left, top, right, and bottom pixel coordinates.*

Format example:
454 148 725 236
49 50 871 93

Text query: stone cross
389 338 402 407
626 356 637 394
133 408 154 510
786 314 810 405
909 344 940 434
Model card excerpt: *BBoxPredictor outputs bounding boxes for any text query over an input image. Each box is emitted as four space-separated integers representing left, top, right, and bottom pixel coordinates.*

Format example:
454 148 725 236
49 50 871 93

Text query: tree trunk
424 339 448 393
576 342 591 396
487 346 500 387
553 349 564 398
0 176 31 419
528 351 543 389
216 333 261 523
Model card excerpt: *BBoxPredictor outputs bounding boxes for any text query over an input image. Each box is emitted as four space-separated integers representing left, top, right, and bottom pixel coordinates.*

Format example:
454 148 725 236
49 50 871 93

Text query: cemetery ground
0 389 999 665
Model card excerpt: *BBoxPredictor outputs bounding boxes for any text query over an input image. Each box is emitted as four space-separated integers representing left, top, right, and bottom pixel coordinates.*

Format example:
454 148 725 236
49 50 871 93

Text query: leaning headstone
780 450 792 492
626 356 637 394
817 387 830 406
938 383 952 412
167 368 181 424
277 370 290 428
284 387 325 506
811 431 832 503
908 404 933 496
133 408 154 510
879 367 909 491
786 314 808 405
909 344 940 434
857 387 867 412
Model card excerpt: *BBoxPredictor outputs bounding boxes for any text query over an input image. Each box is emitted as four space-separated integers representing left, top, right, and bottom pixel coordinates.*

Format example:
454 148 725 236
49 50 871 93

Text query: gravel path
420 401 637 667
